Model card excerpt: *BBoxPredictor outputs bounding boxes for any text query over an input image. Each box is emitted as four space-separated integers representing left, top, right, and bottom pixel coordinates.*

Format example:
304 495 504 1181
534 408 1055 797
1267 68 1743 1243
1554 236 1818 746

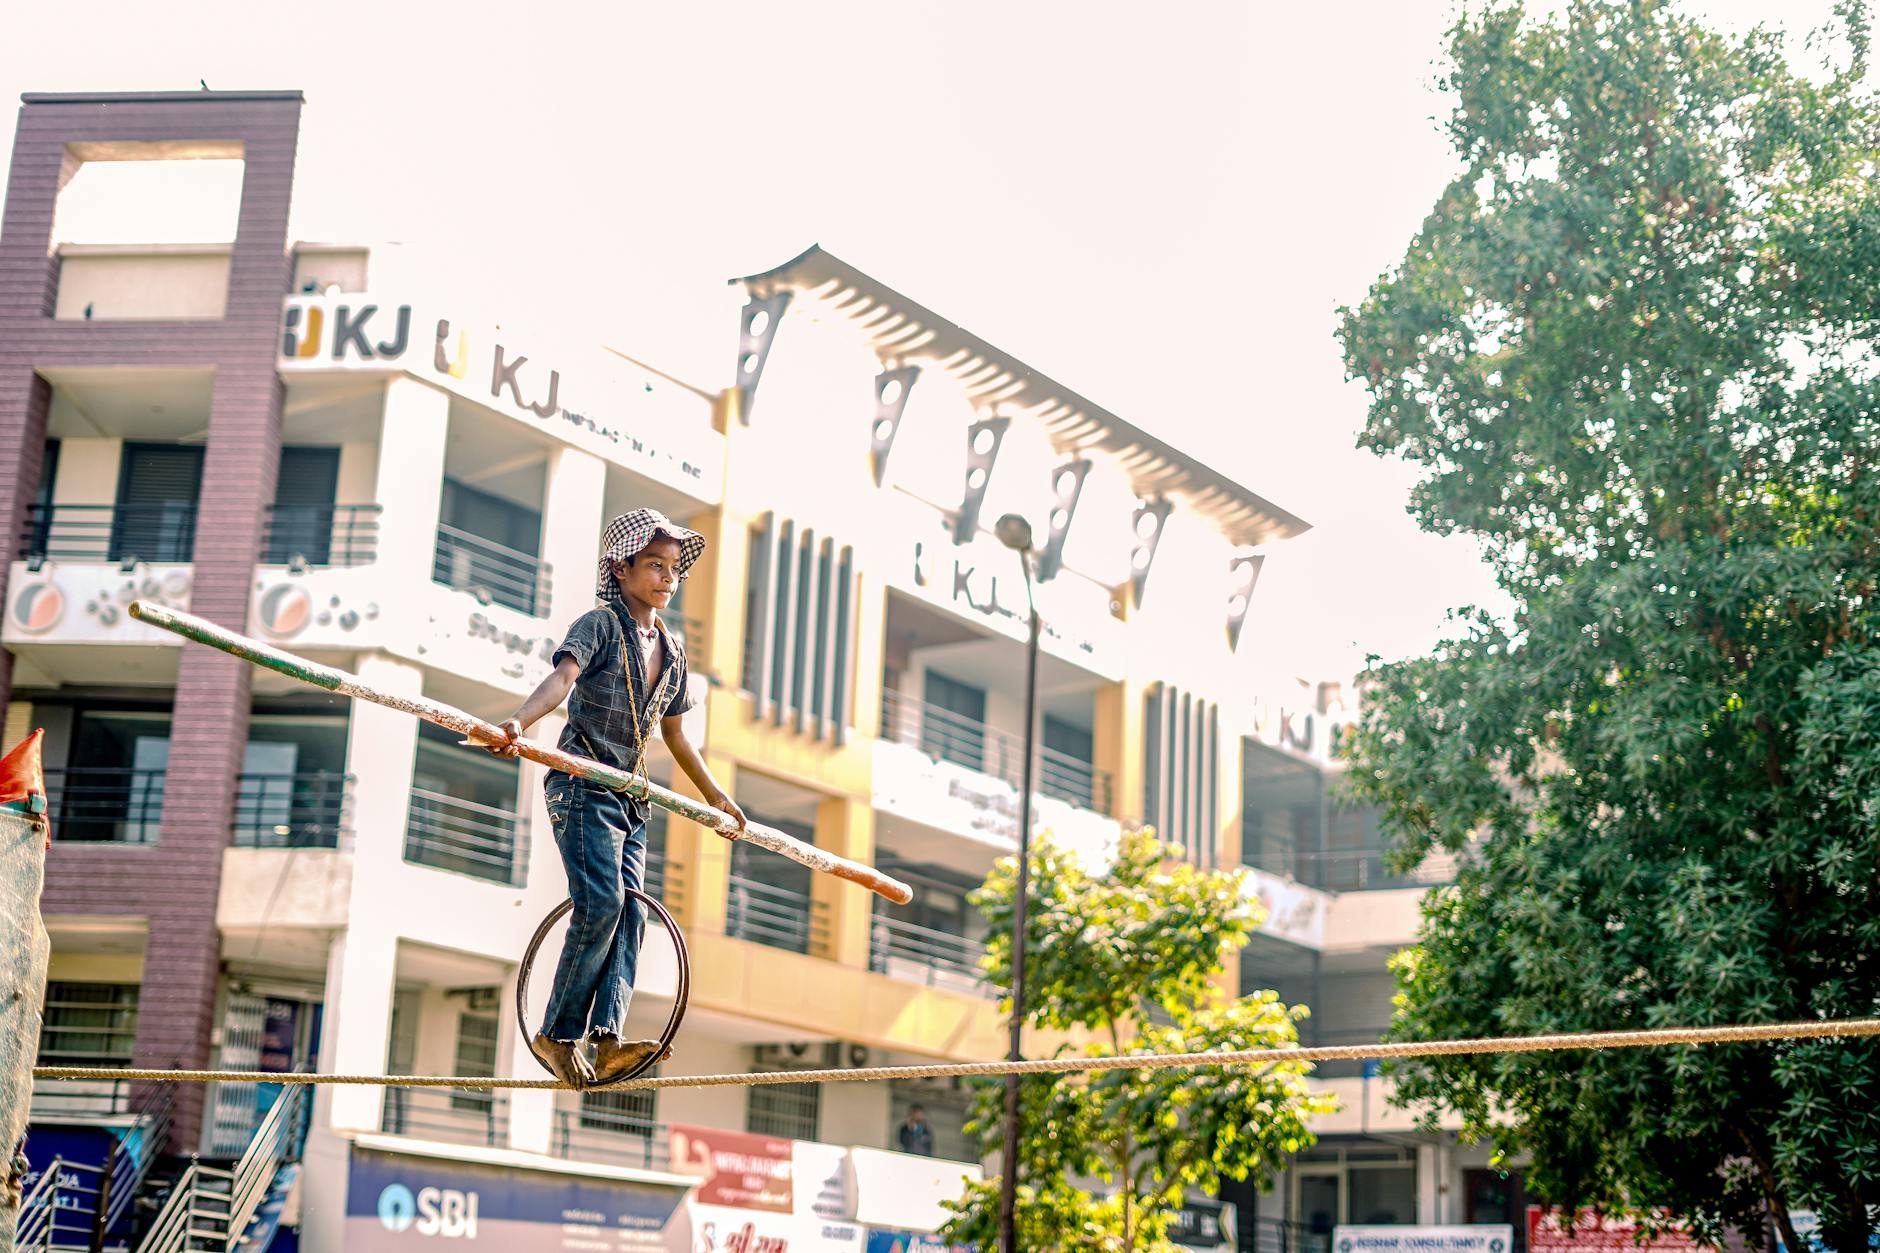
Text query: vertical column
145 364 283 1148
504 961 553 1155
848 557 885 744
370 378 448 635
540 446 604 623
811 795 874 967
665 754 736 936
680 505 745 690
1094 678 1146 824
0 373 50 721
326 653 424 1132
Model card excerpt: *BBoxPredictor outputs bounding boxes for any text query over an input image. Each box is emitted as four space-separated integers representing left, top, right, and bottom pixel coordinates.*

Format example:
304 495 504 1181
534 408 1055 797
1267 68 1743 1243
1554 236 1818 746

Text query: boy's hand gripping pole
128 601 914 905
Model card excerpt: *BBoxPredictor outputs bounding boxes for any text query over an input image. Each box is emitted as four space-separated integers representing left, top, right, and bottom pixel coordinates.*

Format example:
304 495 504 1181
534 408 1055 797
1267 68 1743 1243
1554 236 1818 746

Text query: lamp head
994 513 1034 553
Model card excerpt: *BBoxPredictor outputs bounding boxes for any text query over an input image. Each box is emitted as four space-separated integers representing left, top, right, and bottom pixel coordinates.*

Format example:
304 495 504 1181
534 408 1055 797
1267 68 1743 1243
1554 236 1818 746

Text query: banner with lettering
669 1124 794 1213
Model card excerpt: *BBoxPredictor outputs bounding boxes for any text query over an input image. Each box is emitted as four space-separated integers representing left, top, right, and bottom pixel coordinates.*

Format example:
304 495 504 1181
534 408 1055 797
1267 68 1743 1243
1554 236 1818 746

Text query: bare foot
532 1032 596 1088
592 1037 672 1084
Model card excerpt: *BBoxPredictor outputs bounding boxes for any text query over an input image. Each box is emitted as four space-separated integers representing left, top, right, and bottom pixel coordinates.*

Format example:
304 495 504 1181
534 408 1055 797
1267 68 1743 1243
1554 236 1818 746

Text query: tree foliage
1336 2 1880 1249
939 829 1334 1253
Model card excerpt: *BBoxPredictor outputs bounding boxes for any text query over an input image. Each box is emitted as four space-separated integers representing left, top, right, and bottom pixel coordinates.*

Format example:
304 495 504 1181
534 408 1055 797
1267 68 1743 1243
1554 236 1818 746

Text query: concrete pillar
541 446 604 623
1094 677 1144 824
679 505 742 688
504 961 553 1155
370 378 448 634
811 795 874 967
664 752 735 935
324 652 424 1133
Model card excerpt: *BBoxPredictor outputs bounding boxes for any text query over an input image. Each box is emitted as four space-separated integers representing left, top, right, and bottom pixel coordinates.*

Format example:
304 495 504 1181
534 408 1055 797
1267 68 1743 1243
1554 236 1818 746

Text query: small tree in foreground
939 829 1335 1253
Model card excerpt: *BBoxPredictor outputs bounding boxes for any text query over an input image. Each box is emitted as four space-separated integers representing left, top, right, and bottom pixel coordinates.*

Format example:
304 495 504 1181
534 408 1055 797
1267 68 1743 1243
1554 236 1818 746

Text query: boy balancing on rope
480 509 746 1087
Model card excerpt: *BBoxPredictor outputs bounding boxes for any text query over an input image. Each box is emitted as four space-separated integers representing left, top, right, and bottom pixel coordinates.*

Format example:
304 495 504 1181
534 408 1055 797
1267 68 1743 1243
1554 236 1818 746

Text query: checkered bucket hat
595 508 707 599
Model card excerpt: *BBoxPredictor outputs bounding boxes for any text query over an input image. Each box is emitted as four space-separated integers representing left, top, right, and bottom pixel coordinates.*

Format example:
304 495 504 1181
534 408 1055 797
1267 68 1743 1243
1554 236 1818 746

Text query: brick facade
0 91 303 1147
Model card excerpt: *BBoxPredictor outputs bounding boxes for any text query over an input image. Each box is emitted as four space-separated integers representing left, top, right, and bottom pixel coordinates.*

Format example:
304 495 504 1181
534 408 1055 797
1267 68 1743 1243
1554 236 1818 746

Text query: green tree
1336 2 1880 1249
939 829 1334 1253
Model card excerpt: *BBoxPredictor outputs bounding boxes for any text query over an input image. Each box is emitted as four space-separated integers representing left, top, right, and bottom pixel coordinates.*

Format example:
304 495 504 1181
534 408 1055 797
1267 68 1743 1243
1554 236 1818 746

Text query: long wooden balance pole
128 601 913 905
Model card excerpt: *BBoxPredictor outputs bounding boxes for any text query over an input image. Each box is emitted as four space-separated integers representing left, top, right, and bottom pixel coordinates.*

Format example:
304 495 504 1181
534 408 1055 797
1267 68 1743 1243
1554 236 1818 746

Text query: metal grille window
742 514 855 743
580 1077 657 1133
1144 685 1220 865
39 982 139 1067
451 1012 500 1114
747 1074 820 1142
920 672 987 771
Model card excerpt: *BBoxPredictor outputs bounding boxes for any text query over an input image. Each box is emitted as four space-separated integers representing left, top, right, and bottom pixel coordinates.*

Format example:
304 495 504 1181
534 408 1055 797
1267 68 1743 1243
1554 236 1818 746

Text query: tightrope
32 1018 1880 1091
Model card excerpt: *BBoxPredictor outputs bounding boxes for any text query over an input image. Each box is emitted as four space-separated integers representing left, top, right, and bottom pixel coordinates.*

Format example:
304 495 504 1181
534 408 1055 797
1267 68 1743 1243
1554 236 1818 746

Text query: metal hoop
515 889 690 1088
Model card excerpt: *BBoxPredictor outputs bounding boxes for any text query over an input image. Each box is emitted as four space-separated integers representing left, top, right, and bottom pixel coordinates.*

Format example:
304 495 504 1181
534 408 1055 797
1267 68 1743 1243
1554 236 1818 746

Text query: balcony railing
553 1109 670 1171
43 767 165 843
726 875 820 954
261 503 381 567
380 1087 510 1148
18 501 198 565
405 788 525 885
869 915 990 994
879 688 1113 815
1242 846 1460 893
231 771 353 849
432 523 551 617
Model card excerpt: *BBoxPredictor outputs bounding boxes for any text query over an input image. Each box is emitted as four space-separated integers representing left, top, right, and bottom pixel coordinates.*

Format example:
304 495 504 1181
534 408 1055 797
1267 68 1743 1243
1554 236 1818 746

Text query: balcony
260 504 380 567
19 502 197 566
553 1108 670 1171
869 915 989 995
726 875 822 954
44 767 165 844
879 688 1112 814
1242 846 1459 893
432 523 551 618
379 1087 510 1148
404 788 526 885
231 771 353 849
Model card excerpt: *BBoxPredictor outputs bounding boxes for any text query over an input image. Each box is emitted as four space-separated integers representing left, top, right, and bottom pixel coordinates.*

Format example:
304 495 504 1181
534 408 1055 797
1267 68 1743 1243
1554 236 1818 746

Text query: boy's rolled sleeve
553 608 612 676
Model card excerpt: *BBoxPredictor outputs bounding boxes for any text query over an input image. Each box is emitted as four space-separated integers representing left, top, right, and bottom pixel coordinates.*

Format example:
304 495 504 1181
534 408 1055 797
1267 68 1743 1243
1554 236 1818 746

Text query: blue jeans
540 772 649 1042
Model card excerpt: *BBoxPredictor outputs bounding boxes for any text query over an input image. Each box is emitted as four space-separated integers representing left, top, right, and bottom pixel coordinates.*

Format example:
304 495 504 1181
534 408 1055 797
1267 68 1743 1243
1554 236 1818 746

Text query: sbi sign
378 1183 481 1238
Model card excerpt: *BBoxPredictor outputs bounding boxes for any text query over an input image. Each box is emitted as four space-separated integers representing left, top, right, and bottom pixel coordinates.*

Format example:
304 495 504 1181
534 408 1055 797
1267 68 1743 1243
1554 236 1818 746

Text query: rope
31 1018 1880 1092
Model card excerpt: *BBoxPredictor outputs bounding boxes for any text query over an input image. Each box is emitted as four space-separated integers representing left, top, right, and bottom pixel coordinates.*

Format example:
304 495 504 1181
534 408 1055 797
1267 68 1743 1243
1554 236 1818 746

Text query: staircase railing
134 1084 304 1253
12 1155 62 1252
103 1080 177 1241
131 1164 232 1253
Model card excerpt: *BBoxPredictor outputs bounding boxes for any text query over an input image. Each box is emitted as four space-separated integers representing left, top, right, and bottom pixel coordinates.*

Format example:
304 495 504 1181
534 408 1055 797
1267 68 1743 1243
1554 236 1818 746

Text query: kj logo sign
279 293 725 503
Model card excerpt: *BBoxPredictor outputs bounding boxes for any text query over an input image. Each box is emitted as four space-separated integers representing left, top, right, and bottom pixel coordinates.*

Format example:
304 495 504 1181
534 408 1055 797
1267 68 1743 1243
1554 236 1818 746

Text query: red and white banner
670 1125 794 1213
1528 1208 1710 1253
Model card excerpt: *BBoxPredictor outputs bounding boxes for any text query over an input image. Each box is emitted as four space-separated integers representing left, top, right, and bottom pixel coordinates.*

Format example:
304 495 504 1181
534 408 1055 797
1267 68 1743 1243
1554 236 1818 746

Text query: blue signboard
345 1146 688 1251
864 1231 974 1253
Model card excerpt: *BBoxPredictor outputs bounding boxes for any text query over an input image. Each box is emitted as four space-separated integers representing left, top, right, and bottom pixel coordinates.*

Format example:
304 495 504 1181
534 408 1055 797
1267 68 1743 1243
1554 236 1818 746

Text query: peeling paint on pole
126 601 914 905
1 732 51 1250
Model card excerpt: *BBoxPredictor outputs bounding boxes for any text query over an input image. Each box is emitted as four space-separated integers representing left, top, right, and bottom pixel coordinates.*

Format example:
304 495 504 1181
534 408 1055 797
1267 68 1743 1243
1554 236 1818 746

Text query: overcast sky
0 1 1837 683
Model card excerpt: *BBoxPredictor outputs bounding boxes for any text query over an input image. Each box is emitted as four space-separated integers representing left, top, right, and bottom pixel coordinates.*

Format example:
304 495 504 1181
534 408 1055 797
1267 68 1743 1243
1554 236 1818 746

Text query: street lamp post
993 513 1041 1253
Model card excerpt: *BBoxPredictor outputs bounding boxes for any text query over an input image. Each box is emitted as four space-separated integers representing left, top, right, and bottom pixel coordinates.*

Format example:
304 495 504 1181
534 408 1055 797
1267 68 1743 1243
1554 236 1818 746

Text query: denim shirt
553 599 694 816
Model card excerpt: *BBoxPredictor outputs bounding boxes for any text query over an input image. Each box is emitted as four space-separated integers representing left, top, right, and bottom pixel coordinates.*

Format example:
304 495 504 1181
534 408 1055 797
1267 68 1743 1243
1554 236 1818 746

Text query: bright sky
0 1 1840 683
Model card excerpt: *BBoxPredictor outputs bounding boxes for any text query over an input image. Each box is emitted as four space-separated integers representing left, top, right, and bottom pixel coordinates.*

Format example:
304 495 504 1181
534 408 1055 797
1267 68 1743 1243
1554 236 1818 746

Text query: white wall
54 247 230 320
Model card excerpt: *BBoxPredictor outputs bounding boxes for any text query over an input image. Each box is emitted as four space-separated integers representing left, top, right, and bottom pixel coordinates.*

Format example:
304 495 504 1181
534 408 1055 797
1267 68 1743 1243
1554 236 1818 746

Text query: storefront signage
1172 1197 1236 1249
1336 1226 1513 1253
344 1146 688 1250
279 294 725 503
1527 1210 1706 1253
670 1125 794 1213
1242 866 1328 948
889 533 1125 680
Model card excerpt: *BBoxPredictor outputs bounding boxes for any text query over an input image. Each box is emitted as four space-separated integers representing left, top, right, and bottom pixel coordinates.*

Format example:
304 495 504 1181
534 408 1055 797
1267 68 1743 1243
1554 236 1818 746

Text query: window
111 442 204 564
266 446 341 565
451 1012 500 1114
55 708 172 843
922 671 987 770
748 1075 820 1141
407 721 523 882
728 822 815 953
39 982 139 1066
581 1077 657 1135
1241 743 1322 882
434 477 546 615
1465 1169 1527 1253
